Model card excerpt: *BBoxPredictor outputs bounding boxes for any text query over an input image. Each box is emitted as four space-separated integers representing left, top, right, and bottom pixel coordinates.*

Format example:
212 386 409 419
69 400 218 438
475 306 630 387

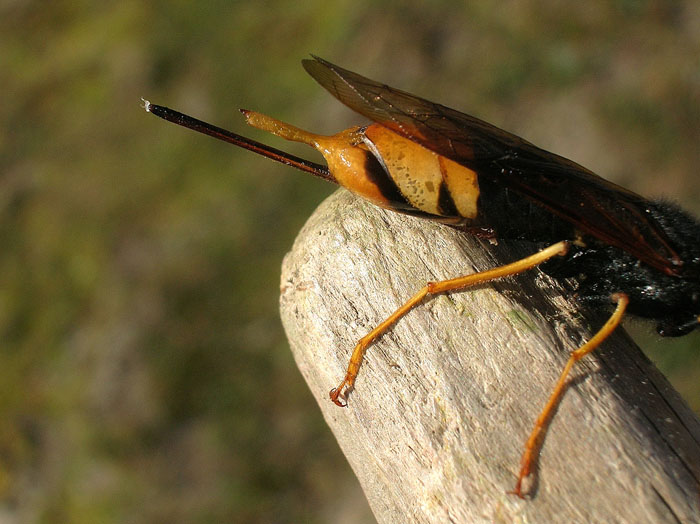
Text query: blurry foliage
1 0 699 522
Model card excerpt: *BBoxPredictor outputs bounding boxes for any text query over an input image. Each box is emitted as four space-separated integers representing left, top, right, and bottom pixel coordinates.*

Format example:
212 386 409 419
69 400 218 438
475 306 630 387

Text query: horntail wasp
144 56 700 497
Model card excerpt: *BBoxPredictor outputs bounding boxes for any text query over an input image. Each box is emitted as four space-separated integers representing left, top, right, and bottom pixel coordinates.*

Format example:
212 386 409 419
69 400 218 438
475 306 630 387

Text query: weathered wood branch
279 190 700 524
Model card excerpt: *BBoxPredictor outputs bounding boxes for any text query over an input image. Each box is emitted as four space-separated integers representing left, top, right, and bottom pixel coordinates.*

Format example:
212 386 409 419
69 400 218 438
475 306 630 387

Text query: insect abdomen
243 110 480 223
363 124 479 220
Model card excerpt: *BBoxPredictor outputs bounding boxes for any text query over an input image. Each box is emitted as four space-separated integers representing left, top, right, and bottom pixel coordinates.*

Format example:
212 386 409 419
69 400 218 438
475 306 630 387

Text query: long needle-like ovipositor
142 99 334 182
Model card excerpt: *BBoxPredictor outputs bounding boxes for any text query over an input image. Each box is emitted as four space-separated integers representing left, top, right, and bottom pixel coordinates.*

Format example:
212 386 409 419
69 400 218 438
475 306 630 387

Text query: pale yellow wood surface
280 190 700 524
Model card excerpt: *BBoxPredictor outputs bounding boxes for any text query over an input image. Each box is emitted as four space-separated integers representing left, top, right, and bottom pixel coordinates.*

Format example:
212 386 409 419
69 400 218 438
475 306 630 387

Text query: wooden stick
279 190 700 524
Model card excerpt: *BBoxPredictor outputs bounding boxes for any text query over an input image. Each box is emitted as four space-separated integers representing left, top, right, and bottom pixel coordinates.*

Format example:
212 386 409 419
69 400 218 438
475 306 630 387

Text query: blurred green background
2 1 699 522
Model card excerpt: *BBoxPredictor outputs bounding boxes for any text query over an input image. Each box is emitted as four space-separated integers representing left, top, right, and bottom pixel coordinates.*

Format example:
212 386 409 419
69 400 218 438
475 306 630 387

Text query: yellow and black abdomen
242 111 481 226
361 124 480 223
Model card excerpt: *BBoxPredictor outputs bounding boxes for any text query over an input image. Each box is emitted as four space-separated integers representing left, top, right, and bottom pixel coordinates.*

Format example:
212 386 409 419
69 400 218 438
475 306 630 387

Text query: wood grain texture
279 190 700 524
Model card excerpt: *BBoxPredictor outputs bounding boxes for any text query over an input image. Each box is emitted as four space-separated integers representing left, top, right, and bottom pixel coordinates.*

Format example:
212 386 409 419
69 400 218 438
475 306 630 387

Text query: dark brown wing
303 56 682 275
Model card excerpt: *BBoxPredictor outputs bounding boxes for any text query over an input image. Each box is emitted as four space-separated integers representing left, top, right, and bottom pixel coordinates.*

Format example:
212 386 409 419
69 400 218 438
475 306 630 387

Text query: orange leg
329 241 570 406
509 292 629 498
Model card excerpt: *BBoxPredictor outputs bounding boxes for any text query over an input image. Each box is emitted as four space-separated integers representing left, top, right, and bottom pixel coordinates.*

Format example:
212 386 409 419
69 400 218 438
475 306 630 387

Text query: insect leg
329 240 570 406
510 292 629 498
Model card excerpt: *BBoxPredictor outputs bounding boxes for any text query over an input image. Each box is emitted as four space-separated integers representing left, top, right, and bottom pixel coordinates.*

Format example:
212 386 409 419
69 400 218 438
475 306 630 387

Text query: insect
144 56 700 497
